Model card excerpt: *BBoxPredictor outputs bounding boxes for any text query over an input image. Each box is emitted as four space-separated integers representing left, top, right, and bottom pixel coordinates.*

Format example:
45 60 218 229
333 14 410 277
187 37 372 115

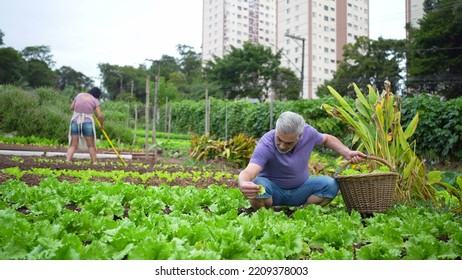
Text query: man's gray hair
275 111 305 136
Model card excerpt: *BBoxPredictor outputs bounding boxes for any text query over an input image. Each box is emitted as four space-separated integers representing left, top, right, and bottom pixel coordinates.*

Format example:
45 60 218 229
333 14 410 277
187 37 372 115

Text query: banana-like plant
189 133 256 168
322 82 436 203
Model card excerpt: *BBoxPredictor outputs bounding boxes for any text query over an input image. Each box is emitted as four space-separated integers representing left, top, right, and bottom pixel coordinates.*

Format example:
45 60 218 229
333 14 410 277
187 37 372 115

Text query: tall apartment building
202 0 370 99
202 0 277 60
406 0 425 29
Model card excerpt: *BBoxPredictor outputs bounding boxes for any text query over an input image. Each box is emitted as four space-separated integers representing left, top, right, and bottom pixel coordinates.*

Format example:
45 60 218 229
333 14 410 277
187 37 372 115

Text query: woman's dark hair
88 87 102 99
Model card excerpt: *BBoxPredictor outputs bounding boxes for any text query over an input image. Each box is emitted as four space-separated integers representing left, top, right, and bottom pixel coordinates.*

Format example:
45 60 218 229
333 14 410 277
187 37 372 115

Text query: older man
238 111 366 210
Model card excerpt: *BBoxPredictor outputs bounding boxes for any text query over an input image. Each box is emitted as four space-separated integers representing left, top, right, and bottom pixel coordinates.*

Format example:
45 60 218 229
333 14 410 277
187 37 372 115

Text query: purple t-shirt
72 93 100 122
249 124 324 189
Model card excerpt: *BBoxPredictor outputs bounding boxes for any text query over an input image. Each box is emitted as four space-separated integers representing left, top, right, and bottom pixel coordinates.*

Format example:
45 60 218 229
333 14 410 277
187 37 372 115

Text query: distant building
202 0 370 99
406 0 425 30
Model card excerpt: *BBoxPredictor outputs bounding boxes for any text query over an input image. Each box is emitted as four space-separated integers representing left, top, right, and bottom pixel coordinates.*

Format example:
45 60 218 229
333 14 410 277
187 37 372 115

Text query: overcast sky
0 0 407 79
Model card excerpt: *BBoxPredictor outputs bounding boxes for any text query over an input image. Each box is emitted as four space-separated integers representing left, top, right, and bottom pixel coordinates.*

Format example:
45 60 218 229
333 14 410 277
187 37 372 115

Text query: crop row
2 166 237 184
1 177 461 260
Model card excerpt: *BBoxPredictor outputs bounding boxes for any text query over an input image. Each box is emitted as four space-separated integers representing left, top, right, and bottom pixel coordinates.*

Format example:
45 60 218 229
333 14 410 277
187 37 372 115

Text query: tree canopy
204 41 298 101
316 36 406 97
0 47 27 85
407 0 462 99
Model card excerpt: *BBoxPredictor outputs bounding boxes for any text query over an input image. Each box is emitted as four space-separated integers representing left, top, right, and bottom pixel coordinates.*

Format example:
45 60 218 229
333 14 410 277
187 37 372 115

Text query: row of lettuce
1 175 461 260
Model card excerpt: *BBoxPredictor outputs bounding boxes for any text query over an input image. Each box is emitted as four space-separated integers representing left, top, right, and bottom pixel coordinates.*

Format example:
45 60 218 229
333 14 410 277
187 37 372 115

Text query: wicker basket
333 155 398 214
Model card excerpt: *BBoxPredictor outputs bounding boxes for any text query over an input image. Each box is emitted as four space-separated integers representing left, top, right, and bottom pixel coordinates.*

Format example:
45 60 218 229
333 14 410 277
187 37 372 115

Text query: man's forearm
323 134 351 158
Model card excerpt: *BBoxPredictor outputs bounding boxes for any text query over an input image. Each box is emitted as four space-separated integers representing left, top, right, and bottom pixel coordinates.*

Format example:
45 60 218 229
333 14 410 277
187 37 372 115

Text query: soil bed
0 143 241 188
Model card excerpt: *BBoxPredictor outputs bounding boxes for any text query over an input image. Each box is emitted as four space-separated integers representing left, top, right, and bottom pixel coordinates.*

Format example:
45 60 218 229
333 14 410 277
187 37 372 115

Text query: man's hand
345 150 367 164
239 181 261 199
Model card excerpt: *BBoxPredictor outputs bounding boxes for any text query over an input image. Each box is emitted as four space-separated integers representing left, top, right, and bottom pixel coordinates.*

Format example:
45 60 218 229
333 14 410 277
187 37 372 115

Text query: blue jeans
70 122 94 136
253 176 339 206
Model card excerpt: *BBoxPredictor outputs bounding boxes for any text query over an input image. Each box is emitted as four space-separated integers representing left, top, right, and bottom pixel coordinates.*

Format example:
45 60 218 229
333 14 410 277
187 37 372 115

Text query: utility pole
285 33 305 98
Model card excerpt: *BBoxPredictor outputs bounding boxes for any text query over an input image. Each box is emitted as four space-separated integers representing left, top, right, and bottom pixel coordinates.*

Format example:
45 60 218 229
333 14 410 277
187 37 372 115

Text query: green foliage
98 45 201 102
95 101 134 145
0 86 135 146
339 165 390 176
407 0 462 99
323 83 438 204
0 170 461 260
427 170 462 214
0 45 60 88
0 85 39 131
205 41 292 101
157 97 347 141
189 133 257 168
25 60 58 88
316 36 406 97
272 67 301 100
56 66 93 92
0 86 70 143
0 135 59 146
401 94 462 160
0 47 28 85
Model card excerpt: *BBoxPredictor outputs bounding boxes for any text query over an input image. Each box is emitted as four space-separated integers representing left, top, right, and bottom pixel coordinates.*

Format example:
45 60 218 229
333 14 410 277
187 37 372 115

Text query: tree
19 45 58 88
21 45 55 68
316 36 406 97
157 76 183 103
0 29 4 45
158 55 180 82
99 63 155 102
0 47 27 85
272 67 300 100
26 59 57 88
56 66 93 91
407 0 462 99
205 41 283 101
168 71 188 93
176 44 202 84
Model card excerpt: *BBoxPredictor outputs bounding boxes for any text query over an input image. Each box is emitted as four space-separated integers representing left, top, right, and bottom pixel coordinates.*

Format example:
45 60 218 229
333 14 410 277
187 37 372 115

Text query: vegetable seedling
258 185 266 195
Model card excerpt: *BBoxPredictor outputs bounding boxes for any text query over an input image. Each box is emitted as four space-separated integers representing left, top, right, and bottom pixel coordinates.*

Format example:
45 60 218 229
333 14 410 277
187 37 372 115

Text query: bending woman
66 87 104 164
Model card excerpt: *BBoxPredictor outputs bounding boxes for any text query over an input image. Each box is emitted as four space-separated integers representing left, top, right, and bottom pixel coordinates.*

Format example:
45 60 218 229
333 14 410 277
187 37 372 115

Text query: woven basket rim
334 171 398 180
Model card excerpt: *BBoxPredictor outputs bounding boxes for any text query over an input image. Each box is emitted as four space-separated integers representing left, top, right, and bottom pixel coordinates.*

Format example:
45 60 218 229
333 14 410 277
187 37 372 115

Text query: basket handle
334 155 396 177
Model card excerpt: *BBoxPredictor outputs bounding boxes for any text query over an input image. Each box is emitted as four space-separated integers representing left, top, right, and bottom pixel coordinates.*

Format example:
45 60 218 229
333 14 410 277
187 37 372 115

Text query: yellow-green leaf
404 113 419 140
427 171 443 185
327 86 356 116
403 157 416 179
355 98 372 120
